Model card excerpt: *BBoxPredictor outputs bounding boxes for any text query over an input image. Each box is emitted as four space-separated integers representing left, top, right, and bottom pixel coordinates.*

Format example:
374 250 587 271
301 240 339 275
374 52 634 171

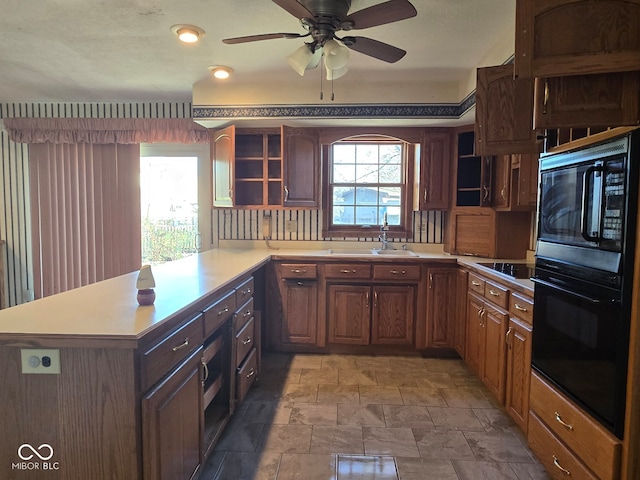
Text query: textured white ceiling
0 0 516 110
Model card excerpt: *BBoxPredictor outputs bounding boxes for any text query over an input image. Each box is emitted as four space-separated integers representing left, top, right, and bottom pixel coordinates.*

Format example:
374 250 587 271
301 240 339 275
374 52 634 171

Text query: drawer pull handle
291 269 307 274
514 303 528 312
172 338 189 352
201 358 209 384
243 310 252 318
240 288 252 295
471 280 481 286
242 337 252 345
488 289 500 297
246 368 255 379
552 455 571 476
390 270 406 275
340 269 356 273
217 306 230 316
554 412 574 430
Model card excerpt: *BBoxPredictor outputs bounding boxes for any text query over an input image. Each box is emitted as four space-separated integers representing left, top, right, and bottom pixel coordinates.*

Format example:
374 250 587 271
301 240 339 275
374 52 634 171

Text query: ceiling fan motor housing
300 0 351 18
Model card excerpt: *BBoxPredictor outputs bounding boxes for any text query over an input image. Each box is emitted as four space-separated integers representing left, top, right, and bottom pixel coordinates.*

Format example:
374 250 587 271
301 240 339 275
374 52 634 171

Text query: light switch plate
21 349 61 374
285 220 297 233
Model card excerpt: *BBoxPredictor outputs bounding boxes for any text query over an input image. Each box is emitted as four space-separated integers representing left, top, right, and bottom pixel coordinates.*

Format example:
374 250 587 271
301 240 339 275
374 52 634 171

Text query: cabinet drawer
236 348 257 403
484 280 509 309
203 290 236 337
140 314 204 392
468 273 485 295
235 317 255 368
234 297 254 331
530 372 621 480
280 264 317 279
528 411 598 480
235 277 254 306
509 292 533 326
373 265 421 281
325 264 372 279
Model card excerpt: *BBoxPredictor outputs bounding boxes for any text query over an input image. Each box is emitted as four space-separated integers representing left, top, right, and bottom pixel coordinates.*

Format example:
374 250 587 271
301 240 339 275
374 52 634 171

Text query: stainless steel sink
326 248 418 257
372 249 418 256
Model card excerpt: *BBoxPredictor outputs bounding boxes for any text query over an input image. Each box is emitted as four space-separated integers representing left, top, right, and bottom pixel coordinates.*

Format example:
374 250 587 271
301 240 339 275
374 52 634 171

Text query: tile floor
200 353 551 480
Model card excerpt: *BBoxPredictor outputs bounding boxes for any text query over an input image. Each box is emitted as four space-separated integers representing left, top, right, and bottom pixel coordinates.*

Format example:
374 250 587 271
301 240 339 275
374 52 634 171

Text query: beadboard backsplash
216 209 444 244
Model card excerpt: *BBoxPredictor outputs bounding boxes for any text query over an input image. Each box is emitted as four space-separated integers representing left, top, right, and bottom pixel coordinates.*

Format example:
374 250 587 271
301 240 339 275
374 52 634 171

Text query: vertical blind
29 143 141 298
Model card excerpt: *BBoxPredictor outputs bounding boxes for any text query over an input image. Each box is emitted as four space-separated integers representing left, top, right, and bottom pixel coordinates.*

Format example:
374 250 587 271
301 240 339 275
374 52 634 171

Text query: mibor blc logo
12 443 60 471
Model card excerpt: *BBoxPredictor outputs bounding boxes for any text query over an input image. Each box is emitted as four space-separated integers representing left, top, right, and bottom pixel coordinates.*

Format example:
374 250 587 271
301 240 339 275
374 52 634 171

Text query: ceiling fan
222 0 418 67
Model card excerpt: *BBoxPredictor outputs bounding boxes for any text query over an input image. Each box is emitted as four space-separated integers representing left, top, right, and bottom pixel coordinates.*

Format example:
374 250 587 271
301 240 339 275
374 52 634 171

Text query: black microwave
537 130 640 277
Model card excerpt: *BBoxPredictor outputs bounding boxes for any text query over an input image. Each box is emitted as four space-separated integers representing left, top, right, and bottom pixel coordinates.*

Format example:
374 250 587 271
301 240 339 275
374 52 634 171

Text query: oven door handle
531 277 604 304
581 165 604 242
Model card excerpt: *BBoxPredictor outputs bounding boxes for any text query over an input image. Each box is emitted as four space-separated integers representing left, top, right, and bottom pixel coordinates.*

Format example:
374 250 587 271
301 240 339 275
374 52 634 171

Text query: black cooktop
477 262 535 279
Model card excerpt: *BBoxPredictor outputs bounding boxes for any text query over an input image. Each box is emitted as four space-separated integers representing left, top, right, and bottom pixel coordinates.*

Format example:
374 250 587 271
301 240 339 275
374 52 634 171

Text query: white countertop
0 245 533 341
0 249 271 339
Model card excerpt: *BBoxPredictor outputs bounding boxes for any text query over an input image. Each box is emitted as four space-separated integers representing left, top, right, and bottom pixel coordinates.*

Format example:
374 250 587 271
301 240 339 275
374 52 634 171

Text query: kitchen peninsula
0 245 538 480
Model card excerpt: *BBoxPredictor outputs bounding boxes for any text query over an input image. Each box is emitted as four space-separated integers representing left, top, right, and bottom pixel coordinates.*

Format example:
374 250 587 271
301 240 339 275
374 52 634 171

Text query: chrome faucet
378 212 393 250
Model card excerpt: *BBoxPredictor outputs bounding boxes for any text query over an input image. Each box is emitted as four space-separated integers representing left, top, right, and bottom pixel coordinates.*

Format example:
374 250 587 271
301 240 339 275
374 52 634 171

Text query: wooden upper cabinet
492 154 511 210
515 0 640 78
282 126 320 208
475 65 539 155
211 125 235 207
417 130 451 210
533 72 640 129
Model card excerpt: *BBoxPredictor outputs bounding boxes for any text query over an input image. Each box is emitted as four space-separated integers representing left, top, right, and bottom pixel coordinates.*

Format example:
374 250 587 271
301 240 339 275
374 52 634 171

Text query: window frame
322 134 415 238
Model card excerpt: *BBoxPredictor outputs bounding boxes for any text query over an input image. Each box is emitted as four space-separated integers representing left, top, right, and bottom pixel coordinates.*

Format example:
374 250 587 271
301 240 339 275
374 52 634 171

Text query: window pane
380 144 401 164
355 164 378 183
333 144 355 163
333 205 355 224
333 164 356 183
333 186 355 205
356 144 378 164
355 187 379 206
355 206 379 225
379 164 401 183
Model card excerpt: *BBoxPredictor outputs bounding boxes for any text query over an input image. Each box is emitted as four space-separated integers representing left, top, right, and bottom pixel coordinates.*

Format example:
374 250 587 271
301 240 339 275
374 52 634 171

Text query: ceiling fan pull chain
319 55 324 100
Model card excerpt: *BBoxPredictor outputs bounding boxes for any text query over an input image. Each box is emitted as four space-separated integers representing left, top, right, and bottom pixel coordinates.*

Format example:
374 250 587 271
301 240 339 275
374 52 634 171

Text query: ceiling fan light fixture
323 39 350 70
171 24 205 44
326 65 348 80
286 44 320 76
208 65 234 79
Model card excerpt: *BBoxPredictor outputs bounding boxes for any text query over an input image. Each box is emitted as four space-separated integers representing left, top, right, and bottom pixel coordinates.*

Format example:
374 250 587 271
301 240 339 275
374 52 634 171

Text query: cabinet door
282 126 320 208
454 269 468 358
533 73 640 129
212 125 235 207
449 210 493 258
482 304 508 404
371 285 414 346
418 131 451 210
514 153 538 208
281 280 318 345
475 64 538 155
515 0 640 78
506 317 532 433
465 292 485 376
426 268 456 348
492 154 511 209
142 348 203 480
328 285 370 345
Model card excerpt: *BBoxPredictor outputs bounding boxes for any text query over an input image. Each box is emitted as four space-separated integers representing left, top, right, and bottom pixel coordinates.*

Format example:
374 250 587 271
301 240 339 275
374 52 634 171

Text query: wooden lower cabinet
328 284 371 345
372 285 415 345
505 317 532 433
453 269 468 357
142 348 203 480
280 279 318 345
465 291 485 376
425 267 457 348
482 303 508 404
327 283 417 347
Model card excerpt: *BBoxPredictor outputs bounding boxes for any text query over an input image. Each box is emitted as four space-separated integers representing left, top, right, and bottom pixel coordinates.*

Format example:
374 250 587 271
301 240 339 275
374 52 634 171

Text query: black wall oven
533 130 639 439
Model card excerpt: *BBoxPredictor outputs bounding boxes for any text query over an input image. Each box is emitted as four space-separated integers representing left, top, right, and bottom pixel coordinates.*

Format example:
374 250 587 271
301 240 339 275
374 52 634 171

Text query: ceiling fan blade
343 36 407 63
222 32 305 44
346 0 417 29
272 0 314 19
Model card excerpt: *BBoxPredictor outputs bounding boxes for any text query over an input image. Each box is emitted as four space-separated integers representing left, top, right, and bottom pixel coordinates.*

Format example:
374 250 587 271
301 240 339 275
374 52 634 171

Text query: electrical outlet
419 223 427 233
21 349 61 374
285 220 297 233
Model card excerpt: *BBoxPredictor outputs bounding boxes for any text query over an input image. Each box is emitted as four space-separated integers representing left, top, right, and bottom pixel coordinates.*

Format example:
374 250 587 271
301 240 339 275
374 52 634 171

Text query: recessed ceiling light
170 24 205 44
208 65 234 79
